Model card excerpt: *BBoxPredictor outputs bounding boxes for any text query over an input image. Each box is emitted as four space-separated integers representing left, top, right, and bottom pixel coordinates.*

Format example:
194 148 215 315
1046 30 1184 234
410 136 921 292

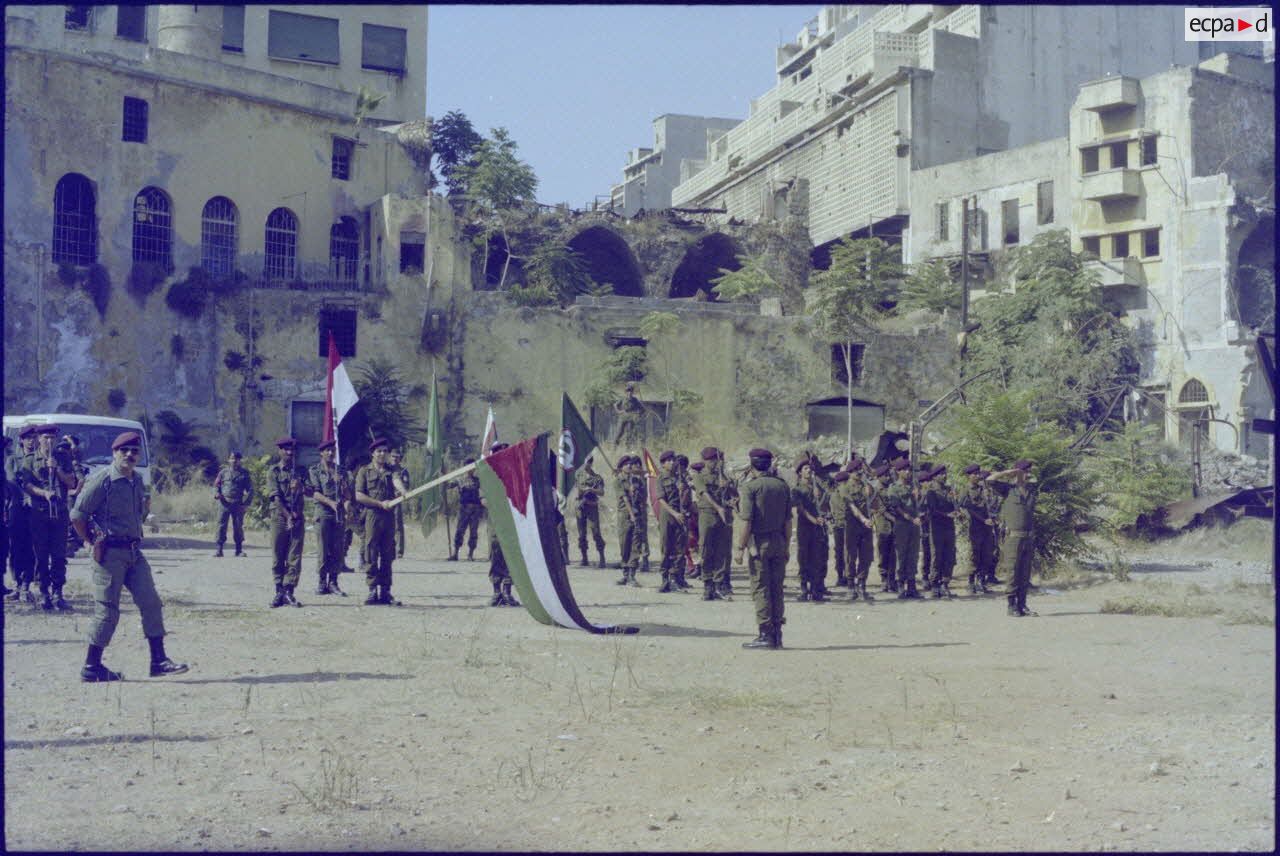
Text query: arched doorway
566 226 644 297
669 233 740 299
1176 378 1212 449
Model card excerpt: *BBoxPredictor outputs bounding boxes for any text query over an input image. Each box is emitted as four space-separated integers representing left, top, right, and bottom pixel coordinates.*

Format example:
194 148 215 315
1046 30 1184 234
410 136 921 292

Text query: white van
3 413 152 486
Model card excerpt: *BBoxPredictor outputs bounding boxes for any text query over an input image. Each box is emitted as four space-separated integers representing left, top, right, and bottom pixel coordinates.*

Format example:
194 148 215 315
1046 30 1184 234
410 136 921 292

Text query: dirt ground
4 517 1274 852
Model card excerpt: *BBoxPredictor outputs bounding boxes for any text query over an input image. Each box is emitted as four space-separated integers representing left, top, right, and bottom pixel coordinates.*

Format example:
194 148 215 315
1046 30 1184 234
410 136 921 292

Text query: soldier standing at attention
624 456 650 585
922 466 962 599
692 448 731 601
958 464 997 594
387 448 411 559
309 440 347 596
70 431 187 682
6 426 39 602
448 460 484 561
842 460 876 602
212 450 252 558
869 464 896 593
884 458 924 599
825 460 847 590
613 456 641 587
19 424 77 611
982 471 1005 588
268 437 309 609
2 436 17 596
736 448 792 650
656 450 689 593
483 443 520 606
685 460 705 581
717 450 740 595
988 459 1039 617
355 437 406 606
916 462 935 591
62 435 89 558
574 456 606 568
612 382 645 447
792 459 825 603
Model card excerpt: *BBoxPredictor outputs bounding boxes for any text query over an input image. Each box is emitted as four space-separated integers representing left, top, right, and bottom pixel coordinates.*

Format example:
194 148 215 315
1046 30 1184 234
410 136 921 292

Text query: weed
1103 550 1132 582
289 748 361 812
462 614 491 668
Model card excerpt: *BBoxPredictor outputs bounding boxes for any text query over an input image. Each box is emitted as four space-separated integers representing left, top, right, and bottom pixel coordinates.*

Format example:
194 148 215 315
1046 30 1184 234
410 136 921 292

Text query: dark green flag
558 393 598 496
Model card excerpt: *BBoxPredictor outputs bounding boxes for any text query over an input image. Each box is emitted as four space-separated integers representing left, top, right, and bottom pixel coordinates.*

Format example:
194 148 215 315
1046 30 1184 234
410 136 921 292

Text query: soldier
982 471 1005 587
615 456 648 587
916 461 935 590
268 437 309 609
988 459 1039 617
70 431 188 682
958 464 997 594
922 465 962 599
573 456 607 568
883 458 924 599
19 424 77 611
735 448 792 650
655 450 689 593
483 442 520 606
212 450 253 558
676 455 699 580
692 447 732 601
842 459 876 602
719 453 740 594
612 382 645 447
2 436 15 596
448 460 484 561
685 460 705 581
792 459 826 603
387 448 411 559
309 440 348 596
5 426 38 602
869 464 896 593
355 437 406 606
62 435 89 558
826 460 847 589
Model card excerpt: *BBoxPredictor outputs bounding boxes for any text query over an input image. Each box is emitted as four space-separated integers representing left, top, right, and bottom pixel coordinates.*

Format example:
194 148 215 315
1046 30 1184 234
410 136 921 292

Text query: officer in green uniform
388 448 411 559
736 448 792 650
988 459 1039 616
792 459 825 602
213 450 253 558
842 460 876 602
483 443 520 606
883 458 924 599
868 464 896 592
19 424 77 611
448 460 484 561
922 465 962 599
355 437 406 606
70 431 187 682
309 440 348 596
719 456 739 594
267 437 309 608
615 456 648 587
692 447 732 600
612 383 645 446
916 462 935 590
573 456 607 568
676 455 698 581
656 450 689 593
982 471 1005 587
5 426 38 602
958 464 997 594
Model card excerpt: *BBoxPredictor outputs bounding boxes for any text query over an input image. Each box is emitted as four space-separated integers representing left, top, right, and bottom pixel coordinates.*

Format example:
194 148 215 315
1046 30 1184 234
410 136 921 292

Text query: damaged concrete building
609 114 741 217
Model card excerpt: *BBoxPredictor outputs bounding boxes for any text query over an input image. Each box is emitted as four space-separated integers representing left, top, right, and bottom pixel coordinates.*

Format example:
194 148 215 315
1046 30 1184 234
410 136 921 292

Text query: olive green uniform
842 478 875 593
657 473 686 577
355 463 398 592
309 461 348 588
574 469 606 565
882 480 921 593
18 449 73 597
869 479 896 590
993 480 1037 611
792 480 825 599
739 471 792 635
213 464 253 553
616 473 648 582
612 394 644 446
6 448 36 594
692 467 732 591
821 476 843 588
958 481 996 589
923 481 958 592
452 473 484 557
269 461 309 587
71 463 166 647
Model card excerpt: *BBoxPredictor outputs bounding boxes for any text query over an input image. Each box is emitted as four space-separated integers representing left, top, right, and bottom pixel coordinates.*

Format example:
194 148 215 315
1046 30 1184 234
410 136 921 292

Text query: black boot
798 579 810 602
148 636 189 677
627 569 641 587
285 585 303 607
214 546 224 557
640 557 651 574
716 583 734 601
702 581 721 601
770 623 783 650
329 573 346 597
53 588 71 610
270 585 287 608
447 550 459 562
489 587 505 606
615 569 629 586
674 571 691 590
579 550 589 568
742 623 772 649
468 547 475 561
596 550 606 569
688 564 701 579
501 583 520 607
658 574 674 593
1017 592 1037 616
234 544 245 557
383 587 402 606
365 586 381 605
40 588 53 611
1007 597 1022 617
860 584 874 602
939 583 954 600
316 576 332 595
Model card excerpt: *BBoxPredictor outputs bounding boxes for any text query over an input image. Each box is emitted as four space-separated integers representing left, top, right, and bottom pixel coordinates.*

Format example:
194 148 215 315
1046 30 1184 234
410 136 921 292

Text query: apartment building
610 114 741 216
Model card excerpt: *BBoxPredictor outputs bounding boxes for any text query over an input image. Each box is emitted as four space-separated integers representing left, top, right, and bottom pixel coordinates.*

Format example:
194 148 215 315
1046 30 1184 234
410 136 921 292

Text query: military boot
798 579 810 602
1006 597 1022 617
316 576 332 596
615 569 629 585
596 549 606 569
501 583 520 607
382 587 403 606
284 585 303 607
489 586 505 606
366 586 382 606
234 544 245 557
52 588 71 611
214 546 224 557
467 547 475 561
897 578 917 600
939 583 954 600
674 571 691 590
860 584 874 602
1017 592 1037 616
702 581 722 601
770 623 783 650
658 573 674 593
329 573 347 597
579 549 589 568
270 585 287 608
716 582 734 601
627 569 641 587
447 550 459 561
742 623 772 649
40 587 53 611
967 574 979 594
5 585 24 602
640 557 651 574
849 583 861 602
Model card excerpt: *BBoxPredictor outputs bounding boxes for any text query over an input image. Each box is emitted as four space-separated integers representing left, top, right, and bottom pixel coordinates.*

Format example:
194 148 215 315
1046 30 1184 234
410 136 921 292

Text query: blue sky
427 4 816 209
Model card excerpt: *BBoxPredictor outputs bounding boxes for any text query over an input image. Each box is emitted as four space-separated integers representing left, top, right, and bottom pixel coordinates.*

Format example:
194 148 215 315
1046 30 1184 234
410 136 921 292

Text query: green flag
419 374 444 536
558 393 598 496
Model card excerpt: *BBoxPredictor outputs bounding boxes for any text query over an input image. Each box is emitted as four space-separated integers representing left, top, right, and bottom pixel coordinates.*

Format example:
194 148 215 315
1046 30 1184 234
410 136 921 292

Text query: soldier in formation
655 450 690 593
483 442 520 607
841 458 876 602
62 435 89 558
573 455 607 568
268 437 309 608
791 458 824 602
613 455 647 587
5 426 38 602
387 448 411 559
921 465 962 599
309 440 349 596
212 450 252 558
883 458 924 599
18 424 77 611
448 459 483 561
958 464 998 593
691 447 733 601
354 437 406 606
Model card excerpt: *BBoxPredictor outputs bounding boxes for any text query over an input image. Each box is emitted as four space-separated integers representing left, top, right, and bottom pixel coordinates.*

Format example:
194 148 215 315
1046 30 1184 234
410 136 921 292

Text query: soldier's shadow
789 641 971 651
629 622 749 638
174 671 413 685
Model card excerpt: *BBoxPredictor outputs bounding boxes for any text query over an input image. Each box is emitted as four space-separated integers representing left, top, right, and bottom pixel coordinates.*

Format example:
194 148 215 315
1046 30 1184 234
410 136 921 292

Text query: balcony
1082 168 1141 201
1086 257 1144 288
1077 76 1139 112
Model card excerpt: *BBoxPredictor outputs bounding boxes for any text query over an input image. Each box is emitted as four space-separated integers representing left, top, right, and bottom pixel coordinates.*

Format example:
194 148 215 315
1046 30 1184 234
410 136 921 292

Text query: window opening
289 401 326 448
1111 232 1130 259
132 187 172 273
1140 135 1157 167
52 173 97 265
400 231 425 274
122 97 148 143
264 208 298 280
1081 236 1100 257
1109 141 1128 169
318 308 357 358
1178 379 1209 404
329 218 359 282
1081 147 1099 173
1001 199 1020 246
361 23 407 73
1141 228 1160 258
267 10 339 65
1036 181 1054 225
222 5 244 52
331 138 353 180
65 6 91 31
201 197 238 276
116 5 145 40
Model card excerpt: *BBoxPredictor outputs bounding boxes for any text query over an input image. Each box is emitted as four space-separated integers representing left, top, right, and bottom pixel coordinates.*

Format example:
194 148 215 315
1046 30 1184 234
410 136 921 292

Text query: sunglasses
118 447 141 456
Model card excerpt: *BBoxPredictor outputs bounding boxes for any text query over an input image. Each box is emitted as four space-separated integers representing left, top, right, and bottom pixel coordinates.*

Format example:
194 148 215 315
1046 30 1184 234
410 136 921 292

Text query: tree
899 258 961 314
808 237 904 457
352 358 426 451
150 409 218 492
524 242 599 305
709 254 777 301
635 311 703 414
1084 421 1190 531
432 110 483 196
453 127 538 289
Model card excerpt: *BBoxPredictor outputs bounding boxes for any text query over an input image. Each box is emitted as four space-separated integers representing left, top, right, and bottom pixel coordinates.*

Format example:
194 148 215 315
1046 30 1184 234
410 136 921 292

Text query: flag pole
388 459 478 507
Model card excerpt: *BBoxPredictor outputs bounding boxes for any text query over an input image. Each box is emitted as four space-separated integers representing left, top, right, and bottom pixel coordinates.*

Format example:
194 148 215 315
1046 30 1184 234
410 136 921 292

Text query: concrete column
156 5 223 60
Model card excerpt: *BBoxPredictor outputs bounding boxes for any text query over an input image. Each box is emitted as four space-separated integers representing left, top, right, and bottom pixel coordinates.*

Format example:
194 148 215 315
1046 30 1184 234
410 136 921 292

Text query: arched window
132 186 172 272
1178 379 1210 405
52 173 97 264
264 207 298 281
329 217 359 283
201 196 238 276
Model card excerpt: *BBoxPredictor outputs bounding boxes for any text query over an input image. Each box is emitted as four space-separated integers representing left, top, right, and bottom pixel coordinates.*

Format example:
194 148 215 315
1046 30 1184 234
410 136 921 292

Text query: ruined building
609 114 741 217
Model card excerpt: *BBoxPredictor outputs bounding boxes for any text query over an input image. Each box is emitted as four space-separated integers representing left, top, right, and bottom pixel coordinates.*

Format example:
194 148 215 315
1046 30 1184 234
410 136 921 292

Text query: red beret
18 425 38 439
1014 458 1033 471
369 437 390 451
700 447 719 461
832 471 850 482
963 463 981 475
36 424 61 435
931 465 948 479
112 431 142 450
748 447 772 459
490 442 509 453
659 450 675 463
276 437 297 449
317 440 335 451
872 464 890 477
690 461 705 472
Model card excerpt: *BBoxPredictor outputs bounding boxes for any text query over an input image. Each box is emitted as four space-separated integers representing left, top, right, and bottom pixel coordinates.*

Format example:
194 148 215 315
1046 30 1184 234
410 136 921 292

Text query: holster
92 538 107 564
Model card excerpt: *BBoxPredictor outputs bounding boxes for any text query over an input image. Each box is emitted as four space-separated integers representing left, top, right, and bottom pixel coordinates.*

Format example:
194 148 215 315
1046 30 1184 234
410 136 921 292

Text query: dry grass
148 481 222 526
1101 579 1275 626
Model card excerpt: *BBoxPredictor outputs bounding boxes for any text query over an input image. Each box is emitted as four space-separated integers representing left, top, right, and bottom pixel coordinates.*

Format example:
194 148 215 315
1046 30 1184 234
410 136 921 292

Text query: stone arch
566 225 644 297
1233 215 1274 329
669 233 741 300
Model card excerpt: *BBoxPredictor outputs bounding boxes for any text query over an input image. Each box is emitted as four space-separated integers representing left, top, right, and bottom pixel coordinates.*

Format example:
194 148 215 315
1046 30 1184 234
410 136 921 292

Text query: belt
101 536 141 546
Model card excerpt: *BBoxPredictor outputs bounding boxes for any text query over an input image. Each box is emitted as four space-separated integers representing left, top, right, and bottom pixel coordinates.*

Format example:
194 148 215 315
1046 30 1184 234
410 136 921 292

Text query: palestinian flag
641 448 662 519
324 331 369 468
558 393 598 497
477 434 637 634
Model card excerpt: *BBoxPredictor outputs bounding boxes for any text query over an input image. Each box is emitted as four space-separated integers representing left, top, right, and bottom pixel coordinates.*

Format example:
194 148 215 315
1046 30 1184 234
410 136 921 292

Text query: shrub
127 260 168 302
243 453 276 528
166 267 213 318
107 388 127 411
